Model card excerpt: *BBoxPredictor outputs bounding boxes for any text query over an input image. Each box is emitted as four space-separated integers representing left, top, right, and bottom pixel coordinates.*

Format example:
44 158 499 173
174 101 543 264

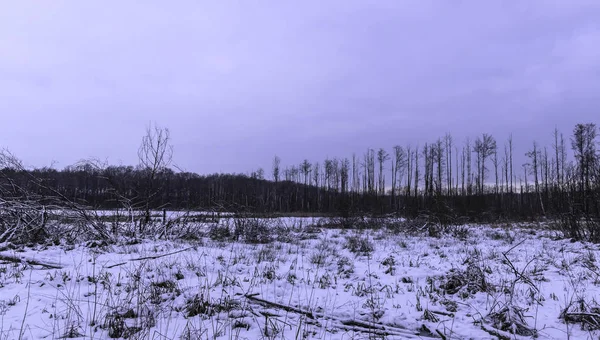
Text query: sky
1 1 600 175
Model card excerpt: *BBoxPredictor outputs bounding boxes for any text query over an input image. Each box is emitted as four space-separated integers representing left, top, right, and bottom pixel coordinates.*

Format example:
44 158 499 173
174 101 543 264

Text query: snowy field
0 217 599 339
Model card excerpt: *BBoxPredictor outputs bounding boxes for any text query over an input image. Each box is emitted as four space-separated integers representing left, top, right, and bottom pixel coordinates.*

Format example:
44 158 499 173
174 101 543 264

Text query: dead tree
391 145 406 209
571 123 597 213
272 156 281 183
377 148 390 197
509 134 514 194
473 134 497 194
444 134 453 196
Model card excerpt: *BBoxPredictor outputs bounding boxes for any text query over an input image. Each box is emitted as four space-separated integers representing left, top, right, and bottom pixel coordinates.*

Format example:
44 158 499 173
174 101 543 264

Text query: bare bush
345 234 374 255
561 299 600 331
485 304 536 337
1 149 113 246
208 223 231 241
554 212 600 243
233 218 273 244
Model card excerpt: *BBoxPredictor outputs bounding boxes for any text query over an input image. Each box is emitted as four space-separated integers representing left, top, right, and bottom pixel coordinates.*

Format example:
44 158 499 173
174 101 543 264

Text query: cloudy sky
1 1 599 174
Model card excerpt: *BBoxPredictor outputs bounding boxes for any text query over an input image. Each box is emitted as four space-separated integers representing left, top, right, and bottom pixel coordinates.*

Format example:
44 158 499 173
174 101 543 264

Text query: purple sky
1 1 599 175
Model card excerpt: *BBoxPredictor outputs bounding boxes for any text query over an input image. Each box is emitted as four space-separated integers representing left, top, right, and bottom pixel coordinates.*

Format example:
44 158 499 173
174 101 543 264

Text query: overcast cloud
1 1 600 174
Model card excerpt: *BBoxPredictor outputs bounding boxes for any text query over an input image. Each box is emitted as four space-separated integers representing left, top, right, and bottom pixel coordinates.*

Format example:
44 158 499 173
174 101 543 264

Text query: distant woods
2 123 600 224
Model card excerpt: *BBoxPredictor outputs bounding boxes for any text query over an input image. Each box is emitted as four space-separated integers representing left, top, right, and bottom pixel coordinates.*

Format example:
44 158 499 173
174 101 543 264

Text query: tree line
2 123 599 224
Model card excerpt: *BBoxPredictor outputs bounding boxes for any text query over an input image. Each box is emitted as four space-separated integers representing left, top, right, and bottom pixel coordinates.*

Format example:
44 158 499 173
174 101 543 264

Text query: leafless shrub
317 216 361 229
381 255 396 275
440 269 465 295
1 151 114 246
256 246 277 263
422 309 440 323
553 213 600 243
233 218 272 244
150 280 181 305
440 263 489 297
485 304 536 337
345 234 374 255
337 256 355 278
561 299 600 331
208 224 231 241
385 217 430 234
166 221 206 242
104 310 138 339
185 293 213 318
61 322 85 338
185 294 240 318
447 224 470 240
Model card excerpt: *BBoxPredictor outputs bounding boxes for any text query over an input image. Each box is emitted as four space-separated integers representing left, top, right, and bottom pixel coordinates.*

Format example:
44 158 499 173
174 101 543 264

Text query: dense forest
2 123 599 225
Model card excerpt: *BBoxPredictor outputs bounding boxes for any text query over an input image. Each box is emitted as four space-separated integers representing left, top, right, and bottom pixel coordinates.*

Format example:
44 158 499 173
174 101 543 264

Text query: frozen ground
0 218 599 339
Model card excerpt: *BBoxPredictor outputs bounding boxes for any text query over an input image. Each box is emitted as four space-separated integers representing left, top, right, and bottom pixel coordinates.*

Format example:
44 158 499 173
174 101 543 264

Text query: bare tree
414 145 420 198
351 153 359 194
391 145 406 208
503 143 510 193
461 144 466 195
423 144 430 196
508 134 514 194
493 146 499 194
272 156 281 183
377 148 390 196
340 158 350 194
255 168 265 180
560 132 567 187
444 134 453 195
363 150 376 194
473 134 496 194
571 123 597 212
522 164 529 194
525 141 540 195
312 162 321 209
406 145 413 197
325 158 334 192
455 146 460 195
137 123 173 228
465 138 472 195
271 156 281 211
301 159 311 186
301 159 311 210
435 138 444 196
543 147 549 195
526 141 545 214
553 128 561 188
312 162 320 187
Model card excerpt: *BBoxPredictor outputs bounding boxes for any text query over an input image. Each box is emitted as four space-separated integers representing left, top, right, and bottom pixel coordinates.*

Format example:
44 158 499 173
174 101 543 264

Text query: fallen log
244 294 315 319
0 253 62 269
243 293 434 339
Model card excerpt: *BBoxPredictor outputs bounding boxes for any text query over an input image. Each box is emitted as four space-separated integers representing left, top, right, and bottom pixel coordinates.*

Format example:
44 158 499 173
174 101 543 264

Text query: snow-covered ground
0 218 599 339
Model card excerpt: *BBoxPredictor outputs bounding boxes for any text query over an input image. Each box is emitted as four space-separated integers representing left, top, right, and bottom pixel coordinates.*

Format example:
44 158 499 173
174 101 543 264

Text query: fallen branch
563 312 600 319
0 253 62 269
106 246 194 268
245 294 315 319
480 324 511 340
429 309 455 317
243 293 434 339
563 312 600 329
